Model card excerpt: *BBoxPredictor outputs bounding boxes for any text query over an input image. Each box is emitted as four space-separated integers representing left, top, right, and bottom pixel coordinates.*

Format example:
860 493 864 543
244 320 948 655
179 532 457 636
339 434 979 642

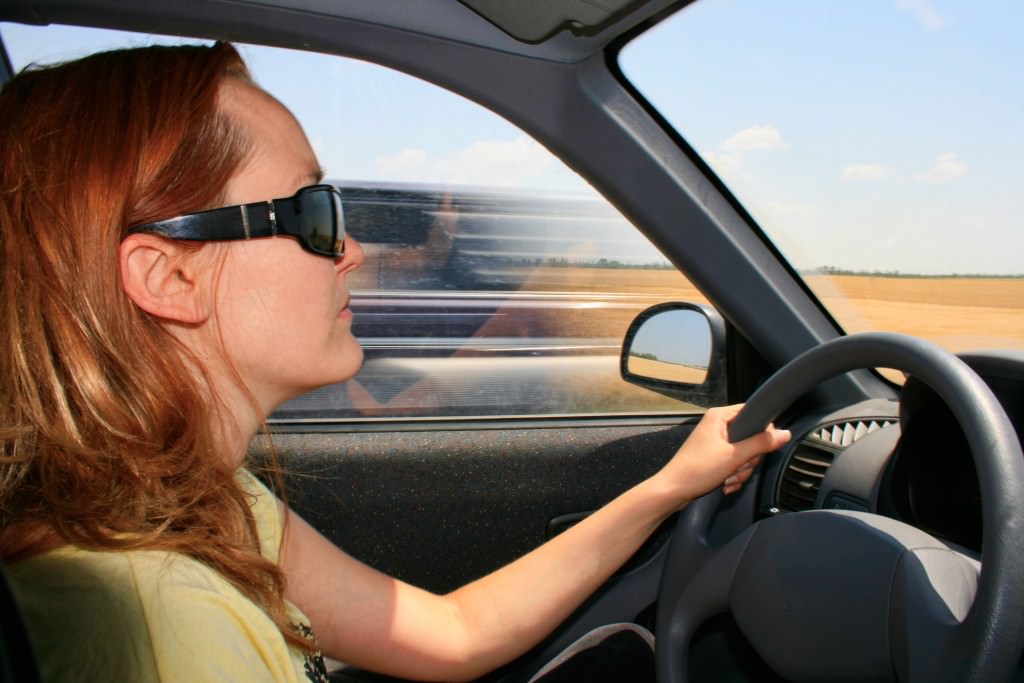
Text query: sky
2 0 1021 276
0 22 591 193
630 308 712 369
620 0 1024 276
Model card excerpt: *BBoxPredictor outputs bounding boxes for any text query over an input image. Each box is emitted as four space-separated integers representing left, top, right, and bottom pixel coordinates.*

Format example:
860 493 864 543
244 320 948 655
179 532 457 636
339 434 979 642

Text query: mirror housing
620 302 727 408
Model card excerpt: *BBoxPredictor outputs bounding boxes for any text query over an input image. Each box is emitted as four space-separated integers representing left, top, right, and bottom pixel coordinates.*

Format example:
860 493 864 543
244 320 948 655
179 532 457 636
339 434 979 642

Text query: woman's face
209 80 364 413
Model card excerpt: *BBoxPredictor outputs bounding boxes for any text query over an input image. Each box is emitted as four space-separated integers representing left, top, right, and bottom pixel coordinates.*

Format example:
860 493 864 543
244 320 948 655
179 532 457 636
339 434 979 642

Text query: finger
737 455 763 472
725 464 756 486
728 467 755 487
724 463 761 494
768 428 792 449
735 427 791 459
722 478 745 495
736 466 755 481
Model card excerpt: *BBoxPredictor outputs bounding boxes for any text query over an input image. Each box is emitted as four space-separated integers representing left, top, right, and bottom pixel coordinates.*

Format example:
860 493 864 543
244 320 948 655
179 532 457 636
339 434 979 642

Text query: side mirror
620 302 727 408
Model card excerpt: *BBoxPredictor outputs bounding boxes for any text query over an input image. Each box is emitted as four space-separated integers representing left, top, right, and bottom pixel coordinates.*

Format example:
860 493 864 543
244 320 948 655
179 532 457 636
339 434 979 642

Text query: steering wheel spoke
890 544 979 683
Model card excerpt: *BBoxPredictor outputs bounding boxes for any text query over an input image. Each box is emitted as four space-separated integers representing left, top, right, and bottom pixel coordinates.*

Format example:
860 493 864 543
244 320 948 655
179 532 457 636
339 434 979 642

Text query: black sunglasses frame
126 184 345 258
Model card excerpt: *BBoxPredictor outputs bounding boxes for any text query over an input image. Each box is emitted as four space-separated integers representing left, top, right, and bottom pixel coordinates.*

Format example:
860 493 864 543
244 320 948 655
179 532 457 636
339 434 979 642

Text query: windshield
620 0 1023 356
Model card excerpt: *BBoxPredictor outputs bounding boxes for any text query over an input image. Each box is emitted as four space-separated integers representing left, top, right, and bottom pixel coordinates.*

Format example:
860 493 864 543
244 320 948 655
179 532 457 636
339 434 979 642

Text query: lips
337 296 352 319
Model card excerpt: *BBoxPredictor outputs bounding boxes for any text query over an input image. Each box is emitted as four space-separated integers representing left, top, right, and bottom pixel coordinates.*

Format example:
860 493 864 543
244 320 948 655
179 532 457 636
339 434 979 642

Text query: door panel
254 419 695 593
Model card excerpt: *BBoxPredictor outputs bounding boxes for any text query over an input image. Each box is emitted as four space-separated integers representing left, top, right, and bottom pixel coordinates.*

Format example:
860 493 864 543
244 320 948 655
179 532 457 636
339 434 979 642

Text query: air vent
777 419 896 512
807 420 894 448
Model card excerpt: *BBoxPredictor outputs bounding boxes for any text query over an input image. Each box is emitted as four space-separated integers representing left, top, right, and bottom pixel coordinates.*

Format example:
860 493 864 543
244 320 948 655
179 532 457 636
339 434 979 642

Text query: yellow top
8 470 326 682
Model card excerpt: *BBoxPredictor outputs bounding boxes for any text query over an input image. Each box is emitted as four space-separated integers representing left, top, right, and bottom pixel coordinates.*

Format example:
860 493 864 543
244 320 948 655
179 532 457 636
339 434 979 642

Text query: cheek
235 278 332 347
222 241 334 313
214 248 321 349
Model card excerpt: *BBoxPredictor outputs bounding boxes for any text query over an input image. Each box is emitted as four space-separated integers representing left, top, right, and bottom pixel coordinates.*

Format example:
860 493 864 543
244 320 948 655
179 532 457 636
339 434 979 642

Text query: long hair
0 42 308 651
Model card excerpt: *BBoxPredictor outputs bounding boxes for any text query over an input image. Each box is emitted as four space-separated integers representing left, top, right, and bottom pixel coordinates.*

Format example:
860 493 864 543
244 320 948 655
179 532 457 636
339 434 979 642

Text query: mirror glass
626 309 711 386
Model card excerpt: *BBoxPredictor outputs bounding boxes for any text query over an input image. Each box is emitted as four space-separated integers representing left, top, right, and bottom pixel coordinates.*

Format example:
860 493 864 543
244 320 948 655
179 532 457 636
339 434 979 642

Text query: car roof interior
0 0 893 408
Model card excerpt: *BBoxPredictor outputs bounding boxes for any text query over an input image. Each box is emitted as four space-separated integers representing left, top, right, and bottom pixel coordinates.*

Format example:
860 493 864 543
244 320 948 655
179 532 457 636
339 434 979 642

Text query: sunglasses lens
298 187 344 256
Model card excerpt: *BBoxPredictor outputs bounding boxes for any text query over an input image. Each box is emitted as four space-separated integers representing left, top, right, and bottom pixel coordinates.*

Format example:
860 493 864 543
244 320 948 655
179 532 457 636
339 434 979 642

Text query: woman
0 43 790 682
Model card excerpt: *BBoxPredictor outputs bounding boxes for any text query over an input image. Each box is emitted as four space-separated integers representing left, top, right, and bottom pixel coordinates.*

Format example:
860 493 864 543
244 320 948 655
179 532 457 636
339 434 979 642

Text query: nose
335 236 364 275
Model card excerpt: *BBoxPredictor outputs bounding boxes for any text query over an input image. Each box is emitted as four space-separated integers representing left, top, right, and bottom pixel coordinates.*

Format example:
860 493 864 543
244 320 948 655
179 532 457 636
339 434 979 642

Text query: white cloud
722 125 787 152
433 136 555 187
376 148 429 177
914 153 966 183
896 0 950 31
703 150 744 175
373 136 560 188
841 163 893 182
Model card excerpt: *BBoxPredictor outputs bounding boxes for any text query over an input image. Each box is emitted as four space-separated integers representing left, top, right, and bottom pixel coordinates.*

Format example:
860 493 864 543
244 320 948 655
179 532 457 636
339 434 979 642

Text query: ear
119 233 212 324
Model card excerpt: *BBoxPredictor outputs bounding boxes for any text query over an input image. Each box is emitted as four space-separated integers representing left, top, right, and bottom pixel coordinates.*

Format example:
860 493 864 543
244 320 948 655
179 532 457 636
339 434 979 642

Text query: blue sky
3 0 1021 275
0 22 590 192
621 0 1023 275
631 309 712 369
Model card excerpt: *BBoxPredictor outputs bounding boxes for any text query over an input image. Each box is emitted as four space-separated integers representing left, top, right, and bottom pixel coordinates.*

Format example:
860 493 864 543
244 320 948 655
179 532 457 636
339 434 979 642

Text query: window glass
620 1 1023 359
2 24 709 419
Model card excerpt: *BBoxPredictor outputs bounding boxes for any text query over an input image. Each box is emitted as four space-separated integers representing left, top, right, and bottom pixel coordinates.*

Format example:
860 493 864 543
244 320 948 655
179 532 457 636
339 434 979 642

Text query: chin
325 339 365 385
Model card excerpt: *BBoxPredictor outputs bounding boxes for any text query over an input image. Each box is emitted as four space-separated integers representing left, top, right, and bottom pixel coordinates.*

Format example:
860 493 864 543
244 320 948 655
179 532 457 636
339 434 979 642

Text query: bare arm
279 405 790 681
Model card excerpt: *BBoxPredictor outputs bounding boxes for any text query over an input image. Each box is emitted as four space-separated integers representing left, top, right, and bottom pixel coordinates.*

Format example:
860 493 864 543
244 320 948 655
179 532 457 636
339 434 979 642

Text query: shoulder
237 468 285 563
133 551 302 681
10 546 301 682
9 548 162 681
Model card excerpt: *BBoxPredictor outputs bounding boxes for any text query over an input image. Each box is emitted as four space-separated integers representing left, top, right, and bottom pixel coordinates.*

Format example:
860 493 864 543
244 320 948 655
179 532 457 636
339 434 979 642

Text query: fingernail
725 475 738 486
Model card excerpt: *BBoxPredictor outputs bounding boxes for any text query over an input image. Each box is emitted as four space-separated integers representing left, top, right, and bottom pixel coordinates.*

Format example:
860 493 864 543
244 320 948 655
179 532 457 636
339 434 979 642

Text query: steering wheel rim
656 332 1024 683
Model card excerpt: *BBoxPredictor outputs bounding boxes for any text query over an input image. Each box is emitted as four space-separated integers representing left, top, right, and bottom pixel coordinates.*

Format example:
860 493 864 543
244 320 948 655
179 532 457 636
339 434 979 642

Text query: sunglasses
126 184 345 258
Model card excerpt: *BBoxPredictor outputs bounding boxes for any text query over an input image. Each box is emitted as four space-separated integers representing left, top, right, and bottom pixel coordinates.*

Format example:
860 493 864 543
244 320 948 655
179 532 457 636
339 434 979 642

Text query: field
627 356 708 384
345 264 1022 415
521 266 1024 356
805 275 1024 354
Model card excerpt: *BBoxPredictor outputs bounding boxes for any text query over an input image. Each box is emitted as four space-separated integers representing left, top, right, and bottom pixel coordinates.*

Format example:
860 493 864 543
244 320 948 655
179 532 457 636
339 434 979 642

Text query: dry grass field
521 266 1024 356
349 264 1021 413
521 266 707 299
806 275 1024 354
627 356 708 384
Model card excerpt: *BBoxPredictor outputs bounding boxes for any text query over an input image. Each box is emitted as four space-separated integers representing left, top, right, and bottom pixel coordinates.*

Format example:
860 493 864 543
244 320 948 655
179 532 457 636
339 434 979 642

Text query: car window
2 23 710 420
620 0 1024 360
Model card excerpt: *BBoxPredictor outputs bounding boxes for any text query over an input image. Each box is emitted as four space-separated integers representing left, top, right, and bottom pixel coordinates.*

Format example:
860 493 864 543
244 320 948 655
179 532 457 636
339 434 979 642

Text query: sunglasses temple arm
241 202 277 240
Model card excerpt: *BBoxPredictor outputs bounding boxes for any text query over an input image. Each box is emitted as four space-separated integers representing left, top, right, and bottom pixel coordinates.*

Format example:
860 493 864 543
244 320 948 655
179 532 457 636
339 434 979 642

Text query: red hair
0 43 307 651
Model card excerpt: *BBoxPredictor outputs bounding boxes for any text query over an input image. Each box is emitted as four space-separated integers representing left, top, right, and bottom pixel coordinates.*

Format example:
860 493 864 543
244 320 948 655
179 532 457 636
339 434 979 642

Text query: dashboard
762 350 1024 554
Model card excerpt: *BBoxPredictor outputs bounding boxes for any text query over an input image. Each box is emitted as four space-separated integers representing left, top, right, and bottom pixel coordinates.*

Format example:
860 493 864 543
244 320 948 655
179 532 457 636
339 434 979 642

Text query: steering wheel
655 332 1024 683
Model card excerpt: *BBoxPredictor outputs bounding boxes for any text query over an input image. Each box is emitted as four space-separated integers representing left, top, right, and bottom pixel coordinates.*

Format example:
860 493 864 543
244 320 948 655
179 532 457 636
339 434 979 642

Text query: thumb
733 426 791 461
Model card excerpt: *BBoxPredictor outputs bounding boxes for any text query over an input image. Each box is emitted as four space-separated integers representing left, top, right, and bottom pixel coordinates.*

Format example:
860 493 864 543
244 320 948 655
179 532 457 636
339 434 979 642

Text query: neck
209 382 267 470
166 322 293 470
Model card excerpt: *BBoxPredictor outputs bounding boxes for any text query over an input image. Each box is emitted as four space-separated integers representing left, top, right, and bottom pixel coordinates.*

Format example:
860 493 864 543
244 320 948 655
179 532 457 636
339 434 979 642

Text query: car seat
0 559 40 683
